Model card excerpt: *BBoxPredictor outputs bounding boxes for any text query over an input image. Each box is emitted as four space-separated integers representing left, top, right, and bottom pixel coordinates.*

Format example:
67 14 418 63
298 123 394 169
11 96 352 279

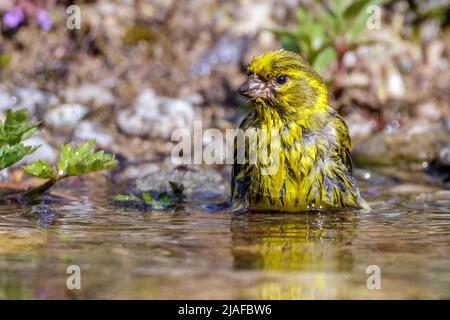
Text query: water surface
0 173 449 299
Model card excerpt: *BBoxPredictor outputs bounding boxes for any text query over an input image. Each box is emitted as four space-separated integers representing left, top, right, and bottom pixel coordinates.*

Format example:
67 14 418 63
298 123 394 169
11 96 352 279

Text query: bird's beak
239 74 268 99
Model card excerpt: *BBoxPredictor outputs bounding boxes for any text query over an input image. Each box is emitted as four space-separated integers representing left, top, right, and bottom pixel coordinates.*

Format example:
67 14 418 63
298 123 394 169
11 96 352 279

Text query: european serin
231 49 369 212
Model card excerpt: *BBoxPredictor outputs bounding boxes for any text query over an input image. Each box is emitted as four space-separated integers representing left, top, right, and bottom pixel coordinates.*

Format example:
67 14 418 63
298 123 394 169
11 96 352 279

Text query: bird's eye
276 75 287 84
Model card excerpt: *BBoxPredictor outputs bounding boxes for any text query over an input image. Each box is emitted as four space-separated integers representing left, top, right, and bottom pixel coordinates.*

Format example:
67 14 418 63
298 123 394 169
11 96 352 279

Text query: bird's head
239 49 328 115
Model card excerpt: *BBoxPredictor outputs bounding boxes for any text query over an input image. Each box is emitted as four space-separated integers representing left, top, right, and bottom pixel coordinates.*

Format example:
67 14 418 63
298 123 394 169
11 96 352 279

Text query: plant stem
22 177 61 201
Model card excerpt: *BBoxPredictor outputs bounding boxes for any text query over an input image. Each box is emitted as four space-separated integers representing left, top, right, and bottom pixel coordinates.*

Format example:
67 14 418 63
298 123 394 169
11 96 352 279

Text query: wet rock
416 190 450 203
117 88 196 139
61 84 114 108
136 166 228 201
353 123 450 170
44 103 89 129
344 112 377 142
425 146 450 188
73 120 113 147
23 204 56 226
119 162 160 181
389 183 439 195
437 147 450 166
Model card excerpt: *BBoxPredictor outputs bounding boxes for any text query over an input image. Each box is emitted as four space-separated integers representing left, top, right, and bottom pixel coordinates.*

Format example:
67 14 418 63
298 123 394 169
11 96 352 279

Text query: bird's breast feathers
232 109 367 212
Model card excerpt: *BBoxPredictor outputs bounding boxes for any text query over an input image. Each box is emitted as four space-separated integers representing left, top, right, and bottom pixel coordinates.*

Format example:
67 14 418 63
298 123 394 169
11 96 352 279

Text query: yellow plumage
231 49 368 212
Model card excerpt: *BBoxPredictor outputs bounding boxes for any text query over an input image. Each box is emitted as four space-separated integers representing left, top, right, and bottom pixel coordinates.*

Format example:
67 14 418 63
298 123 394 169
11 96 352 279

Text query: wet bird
231 49 369 212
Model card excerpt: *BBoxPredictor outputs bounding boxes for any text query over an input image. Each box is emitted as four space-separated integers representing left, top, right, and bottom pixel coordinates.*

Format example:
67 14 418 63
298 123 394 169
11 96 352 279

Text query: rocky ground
0 0 449 192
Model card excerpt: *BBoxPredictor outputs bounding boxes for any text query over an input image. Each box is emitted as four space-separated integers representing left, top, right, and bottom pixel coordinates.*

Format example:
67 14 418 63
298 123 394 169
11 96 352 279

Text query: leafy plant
113 181 184 211
0 109 38 170
272 0 379 73
22 140 118 201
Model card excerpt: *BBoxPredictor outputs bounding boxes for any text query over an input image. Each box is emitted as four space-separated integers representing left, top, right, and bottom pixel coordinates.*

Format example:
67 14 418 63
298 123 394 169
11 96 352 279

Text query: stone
136 166 228 201
117 88 196 139
190 34 249 76
386 68 406 99
61 84 114 108
0 86 58 114
353 123 450 170
73 120 114 148
44 103 89 129
14 87 58 114
23 204 57 226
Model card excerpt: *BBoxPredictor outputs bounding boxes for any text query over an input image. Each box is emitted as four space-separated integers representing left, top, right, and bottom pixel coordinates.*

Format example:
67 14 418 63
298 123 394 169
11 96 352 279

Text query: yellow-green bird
231 49 369 212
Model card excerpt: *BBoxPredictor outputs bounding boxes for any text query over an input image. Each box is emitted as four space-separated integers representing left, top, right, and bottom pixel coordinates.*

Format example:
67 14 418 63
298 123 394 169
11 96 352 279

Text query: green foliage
113 194 140 202
24 140 118 179
0 110 117 201
57 140 118 177
142 192 174 209
113 181 184 211
0 109 38 170
22 160 56 179
22 140 118 201
272 0 379 72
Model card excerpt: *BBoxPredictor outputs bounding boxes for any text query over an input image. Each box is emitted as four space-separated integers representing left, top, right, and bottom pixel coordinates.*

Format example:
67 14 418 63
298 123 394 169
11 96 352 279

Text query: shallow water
0 172 449 299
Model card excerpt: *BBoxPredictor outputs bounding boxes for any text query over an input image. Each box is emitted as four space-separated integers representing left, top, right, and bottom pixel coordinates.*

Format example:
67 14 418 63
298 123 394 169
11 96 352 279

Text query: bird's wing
231 112 254 202
331 112 353 172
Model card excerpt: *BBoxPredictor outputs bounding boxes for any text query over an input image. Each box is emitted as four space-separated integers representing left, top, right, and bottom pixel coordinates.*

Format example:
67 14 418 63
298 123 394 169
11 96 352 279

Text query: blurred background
0 0 449 185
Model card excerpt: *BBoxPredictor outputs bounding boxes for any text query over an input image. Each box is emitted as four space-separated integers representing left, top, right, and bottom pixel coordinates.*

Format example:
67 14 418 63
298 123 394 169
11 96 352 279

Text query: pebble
61 84 114 108
0 86 58 114
117 88 196 139
24 204 56 226
44 103 89 129
136 166 228 201
73 120 114 147
353 123 450 169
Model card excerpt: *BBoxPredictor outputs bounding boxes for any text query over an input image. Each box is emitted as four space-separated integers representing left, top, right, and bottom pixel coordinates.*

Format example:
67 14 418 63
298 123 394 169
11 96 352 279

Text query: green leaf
73 140 96 163
169 181 184 196
22 160 57 179
153 192 173 209
0 109 39 171
0 144 38 170
296 8 307 24
346 0 378 43
0 109 37 147
281 36 299 53
343 0 374 20
113 190 180 211
113 194 140 202
56 140 118 177
57 143 72 173
310 24 326 50
142 192 153 204
312 46 337 72
139 191 173 209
